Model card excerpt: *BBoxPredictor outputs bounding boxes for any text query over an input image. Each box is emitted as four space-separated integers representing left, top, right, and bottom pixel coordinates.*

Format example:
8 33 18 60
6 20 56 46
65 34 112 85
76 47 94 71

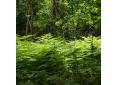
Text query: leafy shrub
16 34 101 85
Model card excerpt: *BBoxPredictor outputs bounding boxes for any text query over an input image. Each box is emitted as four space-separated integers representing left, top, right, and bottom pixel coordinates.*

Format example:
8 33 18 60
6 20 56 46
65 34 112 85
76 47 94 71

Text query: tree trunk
51 0 57 35
26 0 33 35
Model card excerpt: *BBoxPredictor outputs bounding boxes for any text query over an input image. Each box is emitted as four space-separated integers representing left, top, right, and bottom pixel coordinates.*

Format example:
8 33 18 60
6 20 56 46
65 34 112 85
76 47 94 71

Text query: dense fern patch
16 34 101 85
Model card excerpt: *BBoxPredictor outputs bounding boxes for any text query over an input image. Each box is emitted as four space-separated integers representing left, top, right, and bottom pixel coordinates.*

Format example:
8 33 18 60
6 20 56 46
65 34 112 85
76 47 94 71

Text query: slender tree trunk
52 0 56 18
26 0 33 35
61 0 65 38
51 0 57 35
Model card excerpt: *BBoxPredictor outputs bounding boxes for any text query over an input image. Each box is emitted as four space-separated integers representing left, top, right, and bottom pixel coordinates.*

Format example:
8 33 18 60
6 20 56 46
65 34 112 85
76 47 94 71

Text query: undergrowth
16 34 101 85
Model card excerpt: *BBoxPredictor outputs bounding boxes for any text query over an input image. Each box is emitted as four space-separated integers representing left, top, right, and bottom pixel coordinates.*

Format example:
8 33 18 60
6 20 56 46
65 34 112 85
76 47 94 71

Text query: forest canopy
16 0 101 38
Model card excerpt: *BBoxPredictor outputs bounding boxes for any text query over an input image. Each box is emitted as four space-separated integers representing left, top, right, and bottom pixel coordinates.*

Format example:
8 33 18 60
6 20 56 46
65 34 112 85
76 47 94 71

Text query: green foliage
17 34 101 85
16 0 101 84
16 0 101 38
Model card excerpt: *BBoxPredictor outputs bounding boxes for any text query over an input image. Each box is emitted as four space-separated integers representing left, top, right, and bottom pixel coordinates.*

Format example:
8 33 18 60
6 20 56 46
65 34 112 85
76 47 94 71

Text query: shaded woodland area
16 0 101 85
